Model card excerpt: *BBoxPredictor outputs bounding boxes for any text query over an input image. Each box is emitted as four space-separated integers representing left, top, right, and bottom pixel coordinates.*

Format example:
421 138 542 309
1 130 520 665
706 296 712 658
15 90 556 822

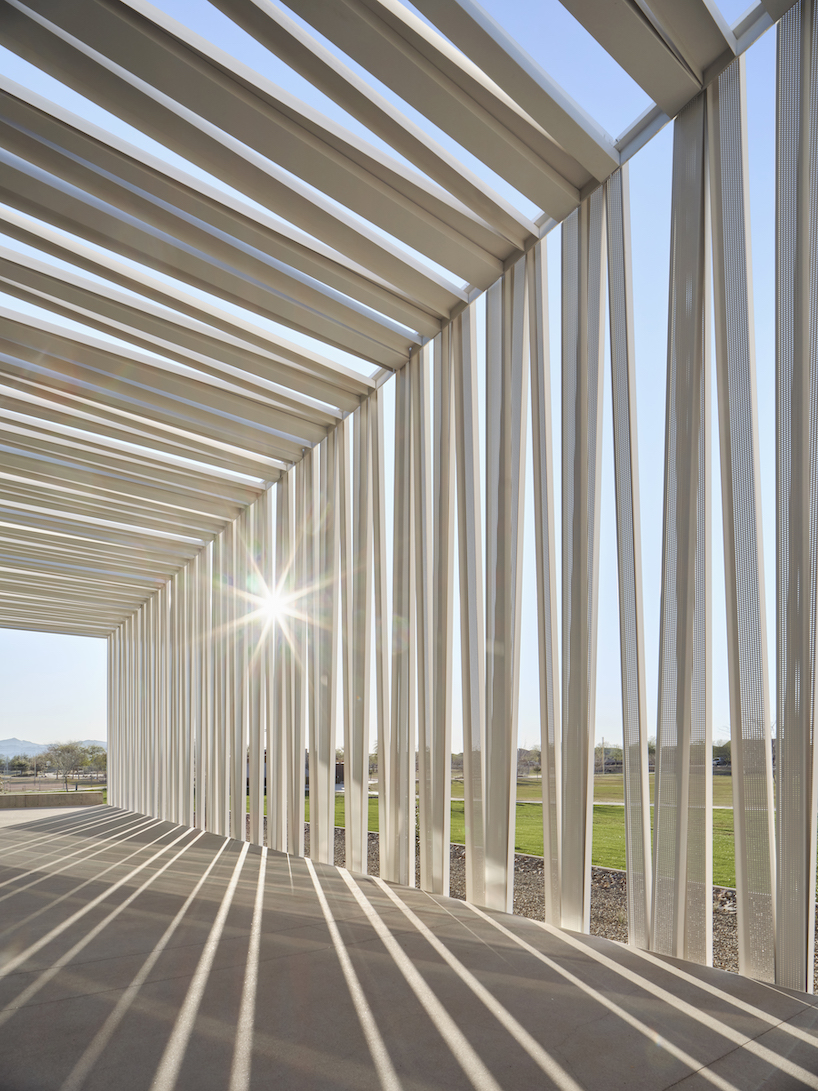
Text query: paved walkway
0 806 816 1091
0 806 92 829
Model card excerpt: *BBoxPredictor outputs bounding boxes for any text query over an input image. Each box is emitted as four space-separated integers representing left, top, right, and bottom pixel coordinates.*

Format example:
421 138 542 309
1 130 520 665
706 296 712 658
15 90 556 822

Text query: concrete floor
0 808 817 1091
0 806 93 829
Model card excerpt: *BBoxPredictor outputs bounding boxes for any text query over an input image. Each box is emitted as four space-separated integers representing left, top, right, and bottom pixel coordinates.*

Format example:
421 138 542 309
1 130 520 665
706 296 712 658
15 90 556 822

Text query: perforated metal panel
452 308 487 907
388 361 416 887
606 167 653 951
708 57 777 982
775 0 818 993
313 431 340 866
561 191 606 933
527 242 562 925
484 258 529 914
652 93 712 963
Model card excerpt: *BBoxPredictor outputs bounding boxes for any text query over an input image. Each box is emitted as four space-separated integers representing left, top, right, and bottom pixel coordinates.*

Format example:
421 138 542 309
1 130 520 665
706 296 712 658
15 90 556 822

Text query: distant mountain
0 738 106 759
0 738 46 758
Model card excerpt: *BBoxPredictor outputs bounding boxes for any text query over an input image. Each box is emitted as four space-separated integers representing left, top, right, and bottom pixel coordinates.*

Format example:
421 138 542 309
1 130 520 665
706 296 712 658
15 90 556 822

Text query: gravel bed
300 824 744 971
297 821 818 979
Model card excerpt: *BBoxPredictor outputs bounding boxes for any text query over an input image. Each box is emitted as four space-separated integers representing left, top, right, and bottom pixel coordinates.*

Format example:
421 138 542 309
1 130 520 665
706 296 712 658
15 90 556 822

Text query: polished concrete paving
0 806 92 829
0 807 816 1091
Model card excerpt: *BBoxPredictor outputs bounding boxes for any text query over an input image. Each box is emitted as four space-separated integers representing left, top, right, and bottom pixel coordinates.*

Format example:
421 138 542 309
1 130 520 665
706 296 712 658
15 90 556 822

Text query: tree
42 742 89 791
85 745 107 779
8 754 31 776
713 738 731 762
31 751 50 778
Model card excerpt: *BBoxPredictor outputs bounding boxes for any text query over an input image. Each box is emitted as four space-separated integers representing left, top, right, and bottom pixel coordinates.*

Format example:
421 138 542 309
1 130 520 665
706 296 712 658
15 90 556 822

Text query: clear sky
0 629 106 745
0 1 780 751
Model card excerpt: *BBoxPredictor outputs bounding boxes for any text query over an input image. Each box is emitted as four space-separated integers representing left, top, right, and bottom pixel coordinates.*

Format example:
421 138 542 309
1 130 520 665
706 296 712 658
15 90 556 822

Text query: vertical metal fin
528 240 562 927
371 390 392 877
485 258 529 914
453 308 486 906
775 0 818 993
561 191 606 933
350 403 373 874
708 57 777 982
433 327 455 897
606 167 653 950
652 93 712 964
388 359 416 886
314 433 339 864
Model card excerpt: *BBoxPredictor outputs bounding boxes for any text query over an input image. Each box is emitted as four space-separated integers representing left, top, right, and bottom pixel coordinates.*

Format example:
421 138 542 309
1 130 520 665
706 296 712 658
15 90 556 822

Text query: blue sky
0 2 780 749
0 629 106 745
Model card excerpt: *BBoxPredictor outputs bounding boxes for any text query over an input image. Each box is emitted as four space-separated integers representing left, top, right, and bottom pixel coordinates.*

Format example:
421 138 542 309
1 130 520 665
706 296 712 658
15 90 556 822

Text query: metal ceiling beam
0 617 112 636
0 76 464 325
0 258 344 426
557 0 707 116
0 151 419 367
0 419 264 500
0 541 191 580
212 0 535 249
286 0 609 217
0 383 284 479
1 434 258 516
407 0 619 182
0 309 332 447
0 0 513 283
0 530 198 571
0 481 228 538
0 339 309 463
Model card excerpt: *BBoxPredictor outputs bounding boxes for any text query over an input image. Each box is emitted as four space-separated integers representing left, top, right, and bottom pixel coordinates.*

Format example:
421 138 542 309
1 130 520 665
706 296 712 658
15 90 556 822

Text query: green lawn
301 793 737 888
592 773 735 809
481 773 735 808
304 795 379 831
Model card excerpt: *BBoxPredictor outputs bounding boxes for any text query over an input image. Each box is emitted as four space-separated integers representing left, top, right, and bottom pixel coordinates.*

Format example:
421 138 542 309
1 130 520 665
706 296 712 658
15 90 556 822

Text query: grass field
303 790 738 887
455 773 735 808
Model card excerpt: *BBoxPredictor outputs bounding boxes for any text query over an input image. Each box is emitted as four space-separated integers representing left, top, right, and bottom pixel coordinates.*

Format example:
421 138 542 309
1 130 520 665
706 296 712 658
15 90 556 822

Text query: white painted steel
652 94 713 965
304 449 319 861
432 329 455 898
338 415 361 872
452 307 486 907
274 472 294 855
775 0 818 993
349 404 372 875
12 0 815 995
313 432 338 865
560 193 606 934
248 498 264 847
605 168 652 950
484 260 529 914
387 360 416 887
527 242 562 926
290 468 306 859
371 389 392 879
412 346 434 893
708 57 777 982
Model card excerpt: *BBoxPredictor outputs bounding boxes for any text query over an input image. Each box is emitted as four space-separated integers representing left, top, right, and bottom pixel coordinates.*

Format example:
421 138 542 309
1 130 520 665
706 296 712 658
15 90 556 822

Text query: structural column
606 168 653 950
652 93 712 965
708 57 776 982
312 432 338 865
527 241 562 926
387 358 416 886
453 306 486 906
775 0 818 993
560 191 606 933
484 258 529 914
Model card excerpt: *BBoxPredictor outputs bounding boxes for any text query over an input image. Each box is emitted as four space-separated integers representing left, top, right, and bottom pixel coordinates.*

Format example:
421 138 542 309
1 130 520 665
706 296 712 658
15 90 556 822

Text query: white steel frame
2 0 813 992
